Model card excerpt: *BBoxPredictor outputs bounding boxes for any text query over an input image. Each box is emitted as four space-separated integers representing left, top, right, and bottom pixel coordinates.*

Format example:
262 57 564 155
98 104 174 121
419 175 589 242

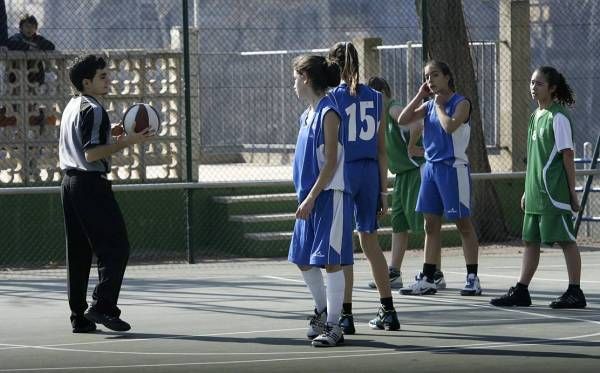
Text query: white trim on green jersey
561 214 576 241
399 126 422 168
542 145 573 212
552 113 573 151
525 103 573 215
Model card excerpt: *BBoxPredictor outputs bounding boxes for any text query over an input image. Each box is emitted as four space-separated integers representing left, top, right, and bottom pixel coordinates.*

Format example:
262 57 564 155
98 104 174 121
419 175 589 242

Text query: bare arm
398 83 430 126
407 124 424 158
562 149 580 212
296 111 340 219
85 129 153 163
435 98 470 134
377 103 389 216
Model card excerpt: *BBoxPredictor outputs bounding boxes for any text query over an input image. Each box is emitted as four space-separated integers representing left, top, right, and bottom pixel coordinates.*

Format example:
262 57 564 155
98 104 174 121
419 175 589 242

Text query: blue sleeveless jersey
329 83 382 163
293 96 345 202
423 93 471 165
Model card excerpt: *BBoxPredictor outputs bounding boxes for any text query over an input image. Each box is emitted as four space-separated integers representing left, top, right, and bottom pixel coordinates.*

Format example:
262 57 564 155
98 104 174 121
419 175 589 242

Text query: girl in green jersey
491 66 586 309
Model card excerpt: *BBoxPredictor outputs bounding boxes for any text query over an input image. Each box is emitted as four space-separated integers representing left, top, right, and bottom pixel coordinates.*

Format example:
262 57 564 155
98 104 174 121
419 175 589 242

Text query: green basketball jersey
385 100 425 174
524 103 573 215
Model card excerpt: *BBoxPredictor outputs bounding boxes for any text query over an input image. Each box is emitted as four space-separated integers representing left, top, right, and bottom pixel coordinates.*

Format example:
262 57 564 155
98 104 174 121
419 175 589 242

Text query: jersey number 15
345 101 377 142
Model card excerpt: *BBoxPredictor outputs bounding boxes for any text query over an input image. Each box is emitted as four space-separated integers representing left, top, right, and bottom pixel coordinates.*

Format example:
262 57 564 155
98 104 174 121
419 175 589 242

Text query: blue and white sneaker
368 269 403 289
399 272 437 295
460 273 482 296
312 323 344 347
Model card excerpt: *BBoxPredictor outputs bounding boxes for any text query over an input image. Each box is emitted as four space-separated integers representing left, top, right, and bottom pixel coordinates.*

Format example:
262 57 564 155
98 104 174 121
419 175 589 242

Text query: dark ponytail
367 76 391 98
292 55 340 93
424 60 455 91
536 66 575 107
328 42 359 96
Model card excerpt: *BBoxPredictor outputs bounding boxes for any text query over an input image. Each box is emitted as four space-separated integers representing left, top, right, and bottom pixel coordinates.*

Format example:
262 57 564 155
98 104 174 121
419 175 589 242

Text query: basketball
122 103 161 135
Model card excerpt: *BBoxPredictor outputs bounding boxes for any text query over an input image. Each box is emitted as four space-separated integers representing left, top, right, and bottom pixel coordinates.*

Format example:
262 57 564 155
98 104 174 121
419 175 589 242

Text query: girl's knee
455 219 474 235
424 219 441 234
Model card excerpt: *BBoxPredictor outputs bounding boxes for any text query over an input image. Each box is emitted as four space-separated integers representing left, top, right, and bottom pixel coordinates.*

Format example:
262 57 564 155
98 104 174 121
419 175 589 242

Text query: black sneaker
490 286 531 307
368 306 400 331
339 313 355 335
71 317 97 333
433 270 446 290
549 288 587 309
84 309 131 331
306 308 327 340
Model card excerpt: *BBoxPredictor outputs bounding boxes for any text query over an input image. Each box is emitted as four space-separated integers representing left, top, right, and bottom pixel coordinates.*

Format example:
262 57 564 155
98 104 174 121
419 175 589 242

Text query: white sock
325 270 345 324
300 267 326 313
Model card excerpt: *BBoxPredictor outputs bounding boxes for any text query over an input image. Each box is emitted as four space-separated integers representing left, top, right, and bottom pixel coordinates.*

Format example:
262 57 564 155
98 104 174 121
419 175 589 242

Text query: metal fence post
583 141 592 237
182 0 195 264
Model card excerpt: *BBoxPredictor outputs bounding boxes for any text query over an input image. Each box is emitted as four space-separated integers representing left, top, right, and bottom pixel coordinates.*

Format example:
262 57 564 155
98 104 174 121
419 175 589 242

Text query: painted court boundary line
1 274 599 371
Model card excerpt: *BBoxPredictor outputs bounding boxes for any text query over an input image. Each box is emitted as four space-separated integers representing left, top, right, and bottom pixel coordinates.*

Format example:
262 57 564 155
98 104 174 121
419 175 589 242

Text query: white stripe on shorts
329 190 344 255
457 166 470 212
561 215 576 241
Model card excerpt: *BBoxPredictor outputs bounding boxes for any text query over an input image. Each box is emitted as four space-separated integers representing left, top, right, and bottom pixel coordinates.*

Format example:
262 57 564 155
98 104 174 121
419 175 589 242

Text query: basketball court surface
2 245 600 372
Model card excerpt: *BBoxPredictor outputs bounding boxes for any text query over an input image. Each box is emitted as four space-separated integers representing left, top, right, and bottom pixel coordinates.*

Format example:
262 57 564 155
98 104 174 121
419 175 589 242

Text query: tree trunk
423 0 509 241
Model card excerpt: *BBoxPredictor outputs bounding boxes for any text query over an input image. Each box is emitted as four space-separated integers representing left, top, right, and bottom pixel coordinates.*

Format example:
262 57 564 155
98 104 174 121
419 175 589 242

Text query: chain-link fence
1 0 599 271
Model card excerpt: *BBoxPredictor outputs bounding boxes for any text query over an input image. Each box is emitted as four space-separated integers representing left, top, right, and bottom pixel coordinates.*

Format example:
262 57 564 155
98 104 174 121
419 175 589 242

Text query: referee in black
59 55 153 333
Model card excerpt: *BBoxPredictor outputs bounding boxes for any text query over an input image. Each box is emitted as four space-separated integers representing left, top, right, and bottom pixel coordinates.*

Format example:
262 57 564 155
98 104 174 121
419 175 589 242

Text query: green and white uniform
386 100 425 233
523 102 576 245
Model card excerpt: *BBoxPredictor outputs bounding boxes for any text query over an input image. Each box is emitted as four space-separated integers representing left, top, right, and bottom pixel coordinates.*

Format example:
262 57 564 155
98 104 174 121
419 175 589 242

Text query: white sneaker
434 271 446 290
399 272 437 295
368 269 403 289
307 308 327 340
312 323 344 347
460 273 482 296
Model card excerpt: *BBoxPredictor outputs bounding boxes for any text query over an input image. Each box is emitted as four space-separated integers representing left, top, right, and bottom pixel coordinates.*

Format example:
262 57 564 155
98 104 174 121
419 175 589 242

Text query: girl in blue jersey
328 42 400 334
288 55 353 347
398 60 481 296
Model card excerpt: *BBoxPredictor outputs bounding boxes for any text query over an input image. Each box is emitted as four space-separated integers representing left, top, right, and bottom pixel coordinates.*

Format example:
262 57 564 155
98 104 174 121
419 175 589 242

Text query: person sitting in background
7 13 55 86
7 14 55 130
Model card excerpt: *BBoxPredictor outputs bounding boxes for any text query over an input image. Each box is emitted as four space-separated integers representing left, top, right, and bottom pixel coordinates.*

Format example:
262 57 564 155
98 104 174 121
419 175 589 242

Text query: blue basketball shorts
288 189 354 267
347 159 380 233
416 161 471 221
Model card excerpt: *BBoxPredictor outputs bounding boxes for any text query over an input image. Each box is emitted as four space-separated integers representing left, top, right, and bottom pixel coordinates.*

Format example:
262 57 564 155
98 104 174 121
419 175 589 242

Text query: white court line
444 270 600 284
39 327 308 348
396 293 600 326
2 274 600 370
485 263 600 270
0 344 31 350
262 275 303 283
2 333 600 372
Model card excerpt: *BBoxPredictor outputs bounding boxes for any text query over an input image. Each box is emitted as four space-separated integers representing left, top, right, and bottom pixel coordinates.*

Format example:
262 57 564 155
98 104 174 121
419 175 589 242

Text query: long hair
536 66 575 107
367 76 391 98
328 42 359 96
424 60 455 91
292 55 340 93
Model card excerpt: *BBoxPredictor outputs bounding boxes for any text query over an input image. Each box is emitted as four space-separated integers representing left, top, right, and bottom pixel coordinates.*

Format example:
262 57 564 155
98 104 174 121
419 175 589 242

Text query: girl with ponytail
491 66 586 309
328 42 401 334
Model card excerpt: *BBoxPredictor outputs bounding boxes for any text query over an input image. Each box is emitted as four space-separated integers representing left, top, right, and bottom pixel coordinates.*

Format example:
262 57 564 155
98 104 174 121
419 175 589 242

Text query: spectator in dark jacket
7 14 55 85
7 13 54 51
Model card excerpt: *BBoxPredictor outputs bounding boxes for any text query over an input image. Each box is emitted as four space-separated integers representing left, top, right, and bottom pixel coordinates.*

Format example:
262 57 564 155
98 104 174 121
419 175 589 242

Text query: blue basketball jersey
329 83 382 163
423 93 471 165
293 96 345 202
